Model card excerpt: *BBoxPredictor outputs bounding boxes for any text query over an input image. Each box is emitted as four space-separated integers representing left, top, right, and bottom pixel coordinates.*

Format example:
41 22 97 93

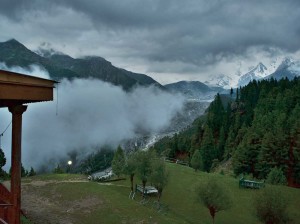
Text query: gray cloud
0 0 300 82
0 64 184 170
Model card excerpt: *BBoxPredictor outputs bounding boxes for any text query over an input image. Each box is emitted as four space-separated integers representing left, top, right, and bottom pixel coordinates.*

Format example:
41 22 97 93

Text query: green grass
21 215 33 224
162 164 300 224
22 164 300 224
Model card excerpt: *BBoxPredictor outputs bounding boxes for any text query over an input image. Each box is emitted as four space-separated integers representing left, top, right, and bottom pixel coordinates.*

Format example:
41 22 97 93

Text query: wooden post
8 105 27 224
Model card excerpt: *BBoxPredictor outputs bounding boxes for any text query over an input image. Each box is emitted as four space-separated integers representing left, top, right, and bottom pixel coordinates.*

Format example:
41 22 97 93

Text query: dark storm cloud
1 0 300 73
0 0 28 19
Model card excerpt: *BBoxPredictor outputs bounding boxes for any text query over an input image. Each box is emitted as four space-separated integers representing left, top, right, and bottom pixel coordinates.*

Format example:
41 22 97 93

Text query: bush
254 187 289 224
267 167 287 185
53 164 64 174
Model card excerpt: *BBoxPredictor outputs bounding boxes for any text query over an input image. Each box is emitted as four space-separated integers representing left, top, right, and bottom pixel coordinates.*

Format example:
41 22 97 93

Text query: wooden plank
0 218 8 224
0 184 10 204
0 83 53 101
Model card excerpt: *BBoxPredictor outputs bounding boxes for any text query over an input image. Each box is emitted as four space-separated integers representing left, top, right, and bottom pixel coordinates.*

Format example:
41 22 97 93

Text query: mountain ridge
164 80 222 101
0 39 162 90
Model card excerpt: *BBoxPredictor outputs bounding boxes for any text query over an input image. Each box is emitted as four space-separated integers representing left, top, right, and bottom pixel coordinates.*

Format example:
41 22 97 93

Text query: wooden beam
8 105 27 224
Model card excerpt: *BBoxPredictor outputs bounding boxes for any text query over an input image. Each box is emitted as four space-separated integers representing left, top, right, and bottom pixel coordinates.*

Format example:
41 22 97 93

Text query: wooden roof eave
0 69 58 108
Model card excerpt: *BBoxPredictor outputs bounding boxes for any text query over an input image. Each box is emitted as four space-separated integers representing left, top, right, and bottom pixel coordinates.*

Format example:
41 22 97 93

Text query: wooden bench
239 177 265 189
135 184 158 195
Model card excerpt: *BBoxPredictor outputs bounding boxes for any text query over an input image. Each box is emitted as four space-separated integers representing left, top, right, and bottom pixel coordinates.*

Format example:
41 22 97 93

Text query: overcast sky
0 0 300 84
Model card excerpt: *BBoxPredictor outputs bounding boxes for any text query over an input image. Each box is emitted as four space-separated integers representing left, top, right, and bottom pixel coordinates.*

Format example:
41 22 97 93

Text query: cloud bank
0 64 184 170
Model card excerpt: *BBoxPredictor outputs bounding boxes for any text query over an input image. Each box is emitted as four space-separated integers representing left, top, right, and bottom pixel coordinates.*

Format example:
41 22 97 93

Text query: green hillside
152 77 300 187
21 163 300 224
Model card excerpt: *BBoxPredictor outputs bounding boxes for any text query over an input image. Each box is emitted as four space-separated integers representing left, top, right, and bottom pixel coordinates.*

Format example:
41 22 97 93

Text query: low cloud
0 64 184 170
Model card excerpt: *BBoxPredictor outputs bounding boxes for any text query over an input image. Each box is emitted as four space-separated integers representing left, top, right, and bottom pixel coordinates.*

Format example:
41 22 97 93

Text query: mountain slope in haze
0 39 162 90
164 81 220 101
0 39 79 79
204 74 233 89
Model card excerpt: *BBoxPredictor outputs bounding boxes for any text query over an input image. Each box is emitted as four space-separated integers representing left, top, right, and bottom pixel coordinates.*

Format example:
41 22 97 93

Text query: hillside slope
20 164 300 224
153 78 300 186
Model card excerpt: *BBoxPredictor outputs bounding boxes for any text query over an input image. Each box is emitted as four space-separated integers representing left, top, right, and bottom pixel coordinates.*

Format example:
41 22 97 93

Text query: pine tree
207 93 225 133
200 126 215 172
112 145 126 178
191 149 203 171
266 167 287 185
288 104 300 184
233 130 261 176
230 88 233 97
21 164 27 177
224 129 236 159
235 88 239 102
28 167 36 176
217 126 225 160
0 148 6 169
0 148 6 178
257 130 288 179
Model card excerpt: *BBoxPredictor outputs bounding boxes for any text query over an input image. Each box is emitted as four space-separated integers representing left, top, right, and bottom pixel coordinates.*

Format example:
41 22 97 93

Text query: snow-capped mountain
288 61 300 73
35 47 63 58
276 57 294 71
237 62 270 87
269 58 281 74
204 74 233 89
265 57 300 81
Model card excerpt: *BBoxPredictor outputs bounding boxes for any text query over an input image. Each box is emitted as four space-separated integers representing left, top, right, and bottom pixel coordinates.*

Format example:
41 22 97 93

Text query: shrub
53 164 64 174
266 167 287 185
254 187 289 224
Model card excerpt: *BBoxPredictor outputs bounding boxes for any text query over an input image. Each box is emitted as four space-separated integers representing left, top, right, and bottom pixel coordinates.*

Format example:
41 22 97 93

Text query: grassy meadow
21 163 300 224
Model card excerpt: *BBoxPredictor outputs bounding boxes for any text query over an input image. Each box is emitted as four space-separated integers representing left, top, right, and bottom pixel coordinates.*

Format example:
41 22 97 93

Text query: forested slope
152 77 300 186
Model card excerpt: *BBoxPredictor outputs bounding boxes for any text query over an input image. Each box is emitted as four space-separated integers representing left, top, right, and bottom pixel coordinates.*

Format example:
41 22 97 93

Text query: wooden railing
0 217 8 224
0 183 12 223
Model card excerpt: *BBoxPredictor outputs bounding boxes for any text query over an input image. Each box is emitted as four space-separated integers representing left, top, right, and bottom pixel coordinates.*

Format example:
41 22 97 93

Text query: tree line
0 148 36 178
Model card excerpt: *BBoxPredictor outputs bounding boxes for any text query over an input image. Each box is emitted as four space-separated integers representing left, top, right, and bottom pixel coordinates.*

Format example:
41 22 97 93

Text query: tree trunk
157 188 162 203
209 207 216 224
142 180 146 198
130 173 134 192
287 138 295 186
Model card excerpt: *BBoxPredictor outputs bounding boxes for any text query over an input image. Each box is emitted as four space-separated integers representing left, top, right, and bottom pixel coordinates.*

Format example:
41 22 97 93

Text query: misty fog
0 64 185 171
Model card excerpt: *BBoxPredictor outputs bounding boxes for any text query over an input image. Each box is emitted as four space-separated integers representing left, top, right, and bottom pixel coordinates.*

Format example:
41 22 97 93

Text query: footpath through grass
21 164 300 224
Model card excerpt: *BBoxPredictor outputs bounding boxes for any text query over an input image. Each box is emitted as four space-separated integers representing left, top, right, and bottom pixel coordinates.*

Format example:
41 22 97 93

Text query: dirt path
20 179 103 224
